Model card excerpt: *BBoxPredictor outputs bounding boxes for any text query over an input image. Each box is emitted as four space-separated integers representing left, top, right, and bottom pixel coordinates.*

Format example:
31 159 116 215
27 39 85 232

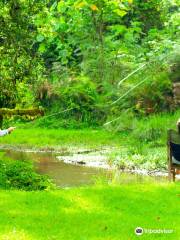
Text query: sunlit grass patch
0 129 121 150
0 183 179 239
0 229 32 240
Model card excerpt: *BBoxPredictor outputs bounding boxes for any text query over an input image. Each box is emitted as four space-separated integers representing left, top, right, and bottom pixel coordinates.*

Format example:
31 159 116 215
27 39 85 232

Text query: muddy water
3 150 167 187
3 150 112 187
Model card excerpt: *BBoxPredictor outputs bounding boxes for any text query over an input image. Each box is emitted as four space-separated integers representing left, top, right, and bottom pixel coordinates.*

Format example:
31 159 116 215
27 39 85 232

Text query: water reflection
3 150 167 187
4 150 112 187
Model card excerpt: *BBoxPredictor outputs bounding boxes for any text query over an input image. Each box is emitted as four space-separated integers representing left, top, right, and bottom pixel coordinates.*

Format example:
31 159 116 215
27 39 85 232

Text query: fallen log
0 108 44 128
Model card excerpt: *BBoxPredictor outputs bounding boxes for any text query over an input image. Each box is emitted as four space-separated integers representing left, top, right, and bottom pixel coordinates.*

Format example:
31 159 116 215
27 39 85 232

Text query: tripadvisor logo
135 227 143 235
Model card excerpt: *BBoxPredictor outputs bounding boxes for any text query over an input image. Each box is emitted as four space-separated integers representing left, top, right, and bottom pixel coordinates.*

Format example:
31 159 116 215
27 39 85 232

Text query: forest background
0 0 179 129
0 3 180 238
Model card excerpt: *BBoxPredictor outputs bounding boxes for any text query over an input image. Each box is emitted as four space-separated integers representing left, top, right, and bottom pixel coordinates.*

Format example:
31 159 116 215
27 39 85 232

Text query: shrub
0 158 55 191
33 76 107 128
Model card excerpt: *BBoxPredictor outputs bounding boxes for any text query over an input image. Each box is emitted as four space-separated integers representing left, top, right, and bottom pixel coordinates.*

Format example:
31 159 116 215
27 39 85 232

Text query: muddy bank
0 144 115 169
57 152 112 169
0 145 174 179
2 148 173 187
57 151 173 178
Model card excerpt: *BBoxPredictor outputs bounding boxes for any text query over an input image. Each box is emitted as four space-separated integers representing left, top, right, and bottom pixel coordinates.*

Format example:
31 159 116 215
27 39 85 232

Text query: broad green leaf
128 0 133 4
50 2 57 11
75 1 88 9
36 34 44 42
114 9 127 17
109 25 127 35
57 1 66 13
39 43 46 53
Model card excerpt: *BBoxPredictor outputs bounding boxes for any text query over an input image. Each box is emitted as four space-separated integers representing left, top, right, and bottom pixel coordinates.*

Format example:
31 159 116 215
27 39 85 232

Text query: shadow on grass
0 184 179 239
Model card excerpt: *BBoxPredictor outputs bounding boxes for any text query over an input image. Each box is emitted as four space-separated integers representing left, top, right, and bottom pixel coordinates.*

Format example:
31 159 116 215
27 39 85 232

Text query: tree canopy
0 0 179 127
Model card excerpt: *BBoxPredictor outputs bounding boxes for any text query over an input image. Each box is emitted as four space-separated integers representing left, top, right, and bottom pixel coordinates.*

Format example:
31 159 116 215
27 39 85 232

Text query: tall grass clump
131 110 180 143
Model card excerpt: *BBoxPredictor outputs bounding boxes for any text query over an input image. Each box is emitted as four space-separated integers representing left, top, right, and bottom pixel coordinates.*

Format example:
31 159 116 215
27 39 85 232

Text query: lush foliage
0 0 179 127
0 152 54 190
1 3 179 239
0 0 46 109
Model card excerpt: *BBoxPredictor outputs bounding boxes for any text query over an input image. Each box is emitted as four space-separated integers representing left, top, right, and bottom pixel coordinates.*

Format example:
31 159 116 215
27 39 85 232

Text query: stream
2 149 168 187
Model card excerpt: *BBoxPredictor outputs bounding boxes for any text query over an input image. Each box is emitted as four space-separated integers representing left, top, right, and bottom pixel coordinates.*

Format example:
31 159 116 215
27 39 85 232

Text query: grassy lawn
0 128 123 150
0 183 179 240
1 110 179 150
0 111 180 239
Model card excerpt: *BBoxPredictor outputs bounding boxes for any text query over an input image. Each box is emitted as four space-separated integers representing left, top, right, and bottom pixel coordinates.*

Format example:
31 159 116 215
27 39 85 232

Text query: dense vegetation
0 152 54 190
0 1 180 239
0 0 179 128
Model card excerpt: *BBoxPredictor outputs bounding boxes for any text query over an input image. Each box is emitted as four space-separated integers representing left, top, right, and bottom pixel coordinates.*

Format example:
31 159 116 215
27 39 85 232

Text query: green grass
0 183 179 240
0 112 179 239
0 128 123 150
0 110 180 170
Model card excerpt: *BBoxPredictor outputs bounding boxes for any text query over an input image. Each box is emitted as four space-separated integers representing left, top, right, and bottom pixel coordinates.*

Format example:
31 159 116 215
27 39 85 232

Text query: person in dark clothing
172 119 180 165
171 142 180 162
177 118 180 133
